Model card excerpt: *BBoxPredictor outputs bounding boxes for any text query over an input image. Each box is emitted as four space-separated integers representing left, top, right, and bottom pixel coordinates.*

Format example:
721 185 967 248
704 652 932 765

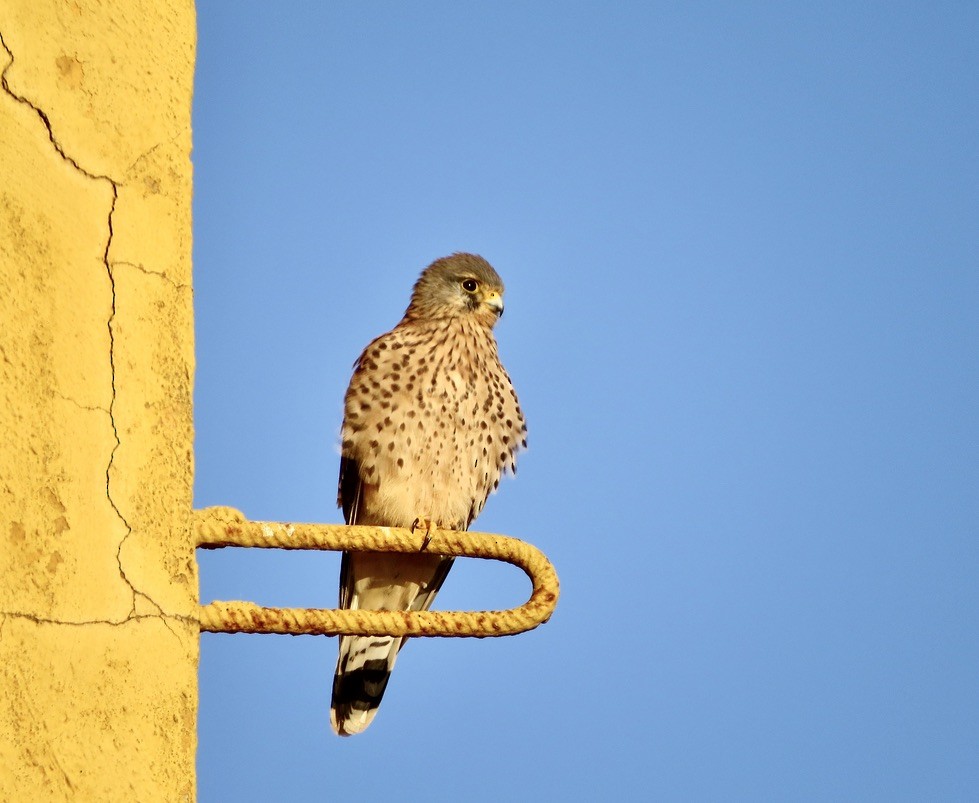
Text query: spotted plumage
331 253 526 736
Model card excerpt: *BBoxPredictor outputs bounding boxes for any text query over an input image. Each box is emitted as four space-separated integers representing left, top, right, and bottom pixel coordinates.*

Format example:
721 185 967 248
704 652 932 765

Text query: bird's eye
462 279 478 293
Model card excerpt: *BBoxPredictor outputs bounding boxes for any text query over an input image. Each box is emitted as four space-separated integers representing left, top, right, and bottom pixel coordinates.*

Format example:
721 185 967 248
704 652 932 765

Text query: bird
330 253 527 736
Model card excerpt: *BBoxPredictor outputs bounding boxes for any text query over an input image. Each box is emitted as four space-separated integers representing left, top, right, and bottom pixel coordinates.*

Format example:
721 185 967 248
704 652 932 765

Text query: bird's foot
411 517 438 551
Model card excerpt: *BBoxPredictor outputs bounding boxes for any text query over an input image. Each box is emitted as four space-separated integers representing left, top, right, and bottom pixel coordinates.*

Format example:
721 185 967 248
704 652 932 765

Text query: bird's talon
411 517 436 550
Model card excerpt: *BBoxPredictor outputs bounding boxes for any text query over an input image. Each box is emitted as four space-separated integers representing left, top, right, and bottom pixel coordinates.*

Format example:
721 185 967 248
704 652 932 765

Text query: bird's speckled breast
341 316 526 530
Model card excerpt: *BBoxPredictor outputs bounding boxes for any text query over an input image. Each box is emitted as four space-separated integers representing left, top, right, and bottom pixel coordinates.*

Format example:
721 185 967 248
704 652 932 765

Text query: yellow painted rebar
194 506 559 638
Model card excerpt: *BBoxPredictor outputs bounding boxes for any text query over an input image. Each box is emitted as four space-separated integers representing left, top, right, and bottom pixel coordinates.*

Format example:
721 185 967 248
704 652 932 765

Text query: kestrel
330 253 527 736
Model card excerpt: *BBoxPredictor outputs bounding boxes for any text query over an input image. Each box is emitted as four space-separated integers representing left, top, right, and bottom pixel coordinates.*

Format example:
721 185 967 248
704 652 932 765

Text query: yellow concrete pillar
0 2 197 799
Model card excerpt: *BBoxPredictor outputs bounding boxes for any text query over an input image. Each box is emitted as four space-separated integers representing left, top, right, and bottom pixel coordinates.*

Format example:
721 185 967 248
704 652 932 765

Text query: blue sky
193 3 978 800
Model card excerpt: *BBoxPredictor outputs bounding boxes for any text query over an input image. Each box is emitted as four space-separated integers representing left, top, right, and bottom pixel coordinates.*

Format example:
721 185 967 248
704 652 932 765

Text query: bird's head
405 253 505 327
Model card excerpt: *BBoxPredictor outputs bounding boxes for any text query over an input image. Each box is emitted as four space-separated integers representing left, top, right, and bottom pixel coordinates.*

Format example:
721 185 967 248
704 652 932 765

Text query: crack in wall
123 129 185 176
53 391 109 415
103 210 181 643
1 32 110 185
113 260 191 291
2 29 180 636
0 609 196 630
101 188 143 619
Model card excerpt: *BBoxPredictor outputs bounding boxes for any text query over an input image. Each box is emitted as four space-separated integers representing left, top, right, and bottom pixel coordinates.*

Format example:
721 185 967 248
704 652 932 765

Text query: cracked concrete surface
0 29 177 627
0 3 197 799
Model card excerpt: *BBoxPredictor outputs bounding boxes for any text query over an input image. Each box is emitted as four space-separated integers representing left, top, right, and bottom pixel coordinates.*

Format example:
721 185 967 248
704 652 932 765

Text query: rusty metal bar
194 506 559 637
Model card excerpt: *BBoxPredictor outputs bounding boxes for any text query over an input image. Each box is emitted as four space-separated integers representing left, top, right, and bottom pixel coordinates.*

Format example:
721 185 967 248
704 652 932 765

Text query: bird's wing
336 455 362 609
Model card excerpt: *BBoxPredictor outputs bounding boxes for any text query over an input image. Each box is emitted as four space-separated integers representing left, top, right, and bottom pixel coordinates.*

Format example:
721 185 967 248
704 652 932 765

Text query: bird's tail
330 634 401 736
330 551 454 735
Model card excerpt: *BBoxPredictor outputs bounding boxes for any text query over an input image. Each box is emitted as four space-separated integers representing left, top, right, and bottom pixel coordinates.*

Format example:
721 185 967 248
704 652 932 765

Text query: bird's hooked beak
483 289 504 318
